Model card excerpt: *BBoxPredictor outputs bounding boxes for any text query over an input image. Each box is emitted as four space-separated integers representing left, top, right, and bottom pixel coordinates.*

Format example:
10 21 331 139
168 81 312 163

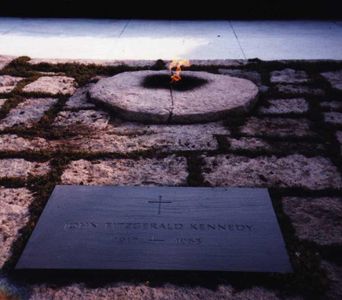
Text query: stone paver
239 117 315 137
0 134 51 152
321 261 342 300
65 84 96 109
258 98 308 114
202 154 342 189
324 112 342 125
282 197 342 246
320 101 342 111
218 69 262 86
0 98 7 109
22 76 77 95
61 122 229 154
337 131 342 143
53 110 109 130
0 98 58 130
0 159 50 179
336 131 342 154
275 84 324 96
29 283 288 300
0 56 15 71
0 75 23 93
270 69 309 84
30 282 292 300
321 70 342 91
61 156 188 186
226 137 324 154
0 188 33 268
90 71 259 123
227 137 272 152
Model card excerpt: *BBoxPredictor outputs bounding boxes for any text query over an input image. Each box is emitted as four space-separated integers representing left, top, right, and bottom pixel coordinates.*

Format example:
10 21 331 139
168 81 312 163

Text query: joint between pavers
167 85 174 123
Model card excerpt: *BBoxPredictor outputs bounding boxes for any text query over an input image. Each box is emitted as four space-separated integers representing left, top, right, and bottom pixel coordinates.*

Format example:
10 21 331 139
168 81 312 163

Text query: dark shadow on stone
142 74 208 91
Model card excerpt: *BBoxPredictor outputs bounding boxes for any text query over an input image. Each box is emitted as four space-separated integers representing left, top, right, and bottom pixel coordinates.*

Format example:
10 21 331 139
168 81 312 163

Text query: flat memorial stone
16 186 291 273
89 71 258 123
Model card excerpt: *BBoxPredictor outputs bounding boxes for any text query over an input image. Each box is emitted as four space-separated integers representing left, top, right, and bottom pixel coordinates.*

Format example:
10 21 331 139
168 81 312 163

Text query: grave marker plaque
16 186 292 272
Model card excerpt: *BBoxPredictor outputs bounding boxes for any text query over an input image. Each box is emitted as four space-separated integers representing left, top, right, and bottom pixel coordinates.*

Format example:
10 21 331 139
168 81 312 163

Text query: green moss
1 59 341 298
186 155 207 187
1 56 34 77
0 96 25 120
30 62 145 86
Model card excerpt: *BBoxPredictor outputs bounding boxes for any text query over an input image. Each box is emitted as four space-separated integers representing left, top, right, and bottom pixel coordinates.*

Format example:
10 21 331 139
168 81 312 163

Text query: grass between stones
0 56 341 299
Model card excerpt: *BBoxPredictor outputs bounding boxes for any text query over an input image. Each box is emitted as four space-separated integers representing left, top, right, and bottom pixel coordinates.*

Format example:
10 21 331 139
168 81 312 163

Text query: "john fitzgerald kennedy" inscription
64 222 254 232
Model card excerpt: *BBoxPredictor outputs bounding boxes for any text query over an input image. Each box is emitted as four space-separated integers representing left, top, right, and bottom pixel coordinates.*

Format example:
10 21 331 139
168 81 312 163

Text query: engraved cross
148 195 172 215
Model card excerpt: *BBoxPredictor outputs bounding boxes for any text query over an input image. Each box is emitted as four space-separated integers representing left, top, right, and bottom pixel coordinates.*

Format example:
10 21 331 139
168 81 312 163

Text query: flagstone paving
22 76 77 95
0 57 341 299
0 75 23 93
0 188 33 268
270 69 310 84
0 56 15 71
0 98 58 130
0 98 7 109
257 98 309 114
321 70 342 91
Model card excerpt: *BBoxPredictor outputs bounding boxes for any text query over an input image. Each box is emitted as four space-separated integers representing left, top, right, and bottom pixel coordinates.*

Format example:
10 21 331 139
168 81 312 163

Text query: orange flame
168 59 191 83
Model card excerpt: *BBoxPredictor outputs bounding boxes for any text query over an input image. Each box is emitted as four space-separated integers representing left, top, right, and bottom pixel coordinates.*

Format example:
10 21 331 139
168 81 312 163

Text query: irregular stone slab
22 76 77 95
0 134 51 152
321 70 342 91
90 70 258 124
282 197 342 246
0 98 58 130
0 188 33 267
64 84 96 109
61 156 187 186
30 283 285 300
320 101 342 111
0 56 15 71
90 71 172 123
0 159 50 179
258 98 308 114
227 137 272 152
275 84 324 97
226 137 324 155
336 131 342 155
337 131 342 144
0 75 23 93
270 69 309 84
218 69 262 86
53 110 109 130
239 117 315 137
324 112 342 125
171 71 259 123
61 122 229 154
202 154 342 190
0 98 7 109
321 261 342 300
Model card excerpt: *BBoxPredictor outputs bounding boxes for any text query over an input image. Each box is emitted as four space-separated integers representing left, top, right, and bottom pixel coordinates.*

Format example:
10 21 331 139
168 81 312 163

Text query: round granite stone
89 70 258 123
89 71 172 123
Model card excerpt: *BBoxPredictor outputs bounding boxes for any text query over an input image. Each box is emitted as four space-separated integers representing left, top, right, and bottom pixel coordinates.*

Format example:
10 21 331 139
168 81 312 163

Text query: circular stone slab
89 70 258 123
